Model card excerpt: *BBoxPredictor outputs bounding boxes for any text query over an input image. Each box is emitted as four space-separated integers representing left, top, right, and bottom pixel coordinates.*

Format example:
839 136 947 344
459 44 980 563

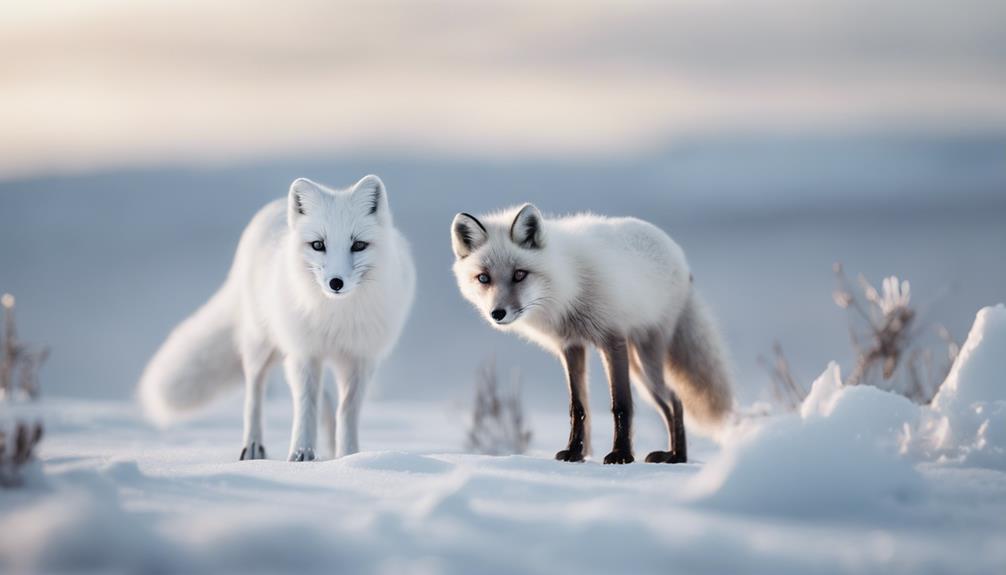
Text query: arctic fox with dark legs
451 205 732 463
139 175 415 461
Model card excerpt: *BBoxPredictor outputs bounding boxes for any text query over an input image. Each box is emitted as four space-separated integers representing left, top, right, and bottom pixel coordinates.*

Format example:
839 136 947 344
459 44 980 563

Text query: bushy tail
667 291 734 431
138 283 242 425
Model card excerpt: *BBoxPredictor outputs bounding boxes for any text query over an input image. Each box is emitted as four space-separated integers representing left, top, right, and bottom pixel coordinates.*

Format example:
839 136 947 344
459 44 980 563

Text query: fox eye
513 269 528 282
351 240 369 252
310 240 326 252
477 273 491 285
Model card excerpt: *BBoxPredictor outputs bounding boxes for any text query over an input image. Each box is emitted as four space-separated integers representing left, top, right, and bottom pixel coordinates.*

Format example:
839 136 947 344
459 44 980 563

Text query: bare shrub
758 342 806 411
466 358 532 456
832 263 958 403
1 294 50 400
0 293 47 487
762 265 959 410
0 420 44 487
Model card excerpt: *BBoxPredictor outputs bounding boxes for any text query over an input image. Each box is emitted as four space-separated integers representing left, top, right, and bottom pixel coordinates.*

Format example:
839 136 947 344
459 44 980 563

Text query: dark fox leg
556 344 589 462
600 336 634 464
631 334 687 463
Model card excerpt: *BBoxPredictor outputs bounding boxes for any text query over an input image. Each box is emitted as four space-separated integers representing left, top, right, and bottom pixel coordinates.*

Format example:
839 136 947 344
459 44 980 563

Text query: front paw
239 442 266 461
555 448 585 462
288 447 316 462
644 450 686 464
603 449 634 465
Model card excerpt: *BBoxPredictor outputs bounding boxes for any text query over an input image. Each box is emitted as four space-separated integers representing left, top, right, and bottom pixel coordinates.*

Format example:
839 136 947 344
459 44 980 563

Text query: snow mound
691 305 1006 516
917 304 1006 469
689 362 923 517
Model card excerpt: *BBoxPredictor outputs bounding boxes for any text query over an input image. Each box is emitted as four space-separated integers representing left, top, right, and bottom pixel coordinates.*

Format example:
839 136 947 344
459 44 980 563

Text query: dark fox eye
477 273 491 285
513 269 528 282
310 240 325 252
351 240 369 252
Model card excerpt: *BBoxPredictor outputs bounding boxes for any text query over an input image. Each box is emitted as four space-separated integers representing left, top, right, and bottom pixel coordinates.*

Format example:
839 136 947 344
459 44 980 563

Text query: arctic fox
140 175 415 461
451 205 732 464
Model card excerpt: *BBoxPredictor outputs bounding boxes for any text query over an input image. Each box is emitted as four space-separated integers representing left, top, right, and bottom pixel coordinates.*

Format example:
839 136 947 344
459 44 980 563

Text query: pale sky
1 0 1004 179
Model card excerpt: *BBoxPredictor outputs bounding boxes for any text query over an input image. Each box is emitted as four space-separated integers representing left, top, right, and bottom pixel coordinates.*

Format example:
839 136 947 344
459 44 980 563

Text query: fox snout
491 308 507 322
329 277 345 293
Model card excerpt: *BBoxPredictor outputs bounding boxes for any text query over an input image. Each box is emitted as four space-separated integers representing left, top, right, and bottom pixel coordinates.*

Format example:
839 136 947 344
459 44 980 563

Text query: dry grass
465 358 533 456
0 420 44 487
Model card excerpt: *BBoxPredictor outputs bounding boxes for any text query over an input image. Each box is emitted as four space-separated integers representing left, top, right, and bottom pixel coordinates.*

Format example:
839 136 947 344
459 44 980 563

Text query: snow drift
690 304 1006 515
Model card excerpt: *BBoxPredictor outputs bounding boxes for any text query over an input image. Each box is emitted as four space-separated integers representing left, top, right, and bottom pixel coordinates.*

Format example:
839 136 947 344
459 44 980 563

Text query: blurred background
1 0 1004 411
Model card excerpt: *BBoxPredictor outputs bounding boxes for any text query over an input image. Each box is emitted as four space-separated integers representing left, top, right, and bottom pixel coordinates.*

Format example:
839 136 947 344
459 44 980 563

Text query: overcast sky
2 0 1004 179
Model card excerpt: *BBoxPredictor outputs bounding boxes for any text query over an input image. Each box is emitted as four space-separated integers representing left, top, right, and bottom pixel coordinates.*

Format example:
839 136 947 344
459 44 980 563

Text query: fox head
451 204 550 328
287 175 391 299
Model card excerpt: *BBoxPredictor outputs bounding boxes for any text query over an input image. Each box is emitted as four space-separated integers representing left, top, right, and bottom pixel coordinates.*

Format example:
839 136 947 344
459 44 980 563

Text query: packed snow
1 307 1004 573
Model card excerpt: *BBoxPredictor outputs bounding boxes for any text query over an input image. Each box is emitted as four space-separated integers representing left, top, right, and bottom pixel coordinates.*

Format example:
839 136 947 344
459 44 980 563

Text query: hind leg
631 333 687 463
239 338 275 461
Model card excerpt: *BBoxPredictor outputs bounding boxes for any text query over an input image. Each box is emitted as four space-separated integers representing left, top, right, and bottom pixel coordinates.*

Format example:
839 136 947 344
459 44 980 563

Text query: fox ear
510 203 544 249
288 178 323 228
451 212 488 259
350 174 390 223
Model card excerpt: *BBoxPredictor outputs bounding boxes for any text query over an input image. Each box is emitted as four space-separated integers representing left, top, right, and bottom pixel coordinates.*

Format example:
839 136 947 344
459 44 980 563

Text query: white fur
452 205 734 444
139 175 415 461
454 208 691 350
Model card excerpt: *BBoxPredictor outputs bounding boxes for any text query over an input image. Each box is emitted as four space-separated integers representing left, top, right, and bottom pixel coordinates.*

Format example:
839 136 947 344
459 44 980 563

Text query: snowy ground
2 306 1005 574
1 137 1004 573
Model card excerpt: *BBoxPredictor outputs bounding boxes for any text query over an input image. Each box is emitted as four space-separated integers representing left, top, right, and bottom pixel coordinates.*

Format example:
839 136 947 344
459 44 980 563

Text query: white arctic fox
452 205 732 464
140 175 415 461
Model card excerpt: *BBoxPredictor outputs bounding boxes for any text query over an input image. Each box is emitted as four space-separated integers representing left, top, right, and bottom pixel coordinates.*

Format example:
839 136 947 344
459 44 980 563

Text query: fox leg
631 333 687 463
556 344 590 462
285 355 322 461
334 356 374 458
239 338 275 461
320 379 337 459
600 336 634 464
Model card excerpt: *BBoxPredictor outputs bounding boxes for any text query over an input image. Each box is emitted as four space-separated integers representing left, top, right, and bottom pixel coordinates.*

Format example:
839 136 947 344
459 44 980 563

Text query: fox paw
288 447 316 462
603 449 634 465
644 450 686 464
555 448 586 463
239 442 266 461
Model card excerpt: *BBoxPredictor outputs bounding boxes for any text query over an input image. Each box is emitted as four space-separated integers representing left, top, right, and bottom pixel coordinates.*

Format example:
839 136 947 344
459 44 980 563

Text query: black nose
329 277 344 292
491 308 507 321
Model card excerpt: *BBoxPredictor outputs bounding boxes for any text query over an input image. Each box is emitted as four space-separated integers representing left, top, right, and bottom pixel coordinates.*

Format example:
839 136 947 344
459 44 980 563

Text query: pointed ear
288 178 323 228
451 212 488 259
350 174 390 223
510 203 544 249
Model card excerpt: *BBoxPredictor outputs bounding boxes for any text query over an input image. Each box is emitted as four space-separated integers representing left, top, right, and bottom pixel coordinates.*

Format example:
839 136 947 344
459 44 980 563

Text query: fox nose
329 277 344 292
491 308 507 322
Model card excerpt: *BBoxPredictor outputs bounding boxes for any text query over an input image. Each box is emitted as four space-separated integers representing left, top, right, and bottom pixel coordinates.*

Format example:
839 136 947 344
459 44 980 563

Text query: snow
921 304 1006 469
1 304 1005 573
689 364 924 518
